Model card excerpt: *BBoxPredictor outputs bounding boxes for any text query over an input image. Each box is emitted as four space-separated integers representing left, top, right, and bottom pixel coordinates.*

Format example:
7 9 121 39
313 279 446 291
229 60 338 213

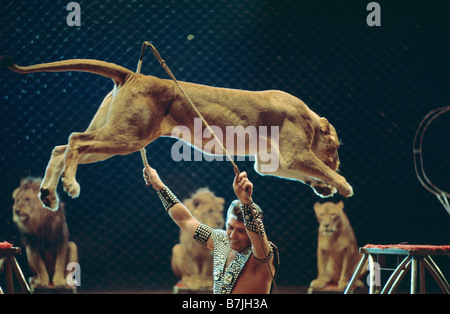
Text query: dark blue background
1 1 449 292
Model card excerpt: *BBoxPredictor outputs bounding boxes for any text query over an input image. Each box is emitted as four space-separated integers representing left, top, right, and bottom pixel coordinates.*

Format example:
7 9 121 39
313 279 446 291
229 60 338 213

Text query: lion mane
13 177 68 246
12 177 78 287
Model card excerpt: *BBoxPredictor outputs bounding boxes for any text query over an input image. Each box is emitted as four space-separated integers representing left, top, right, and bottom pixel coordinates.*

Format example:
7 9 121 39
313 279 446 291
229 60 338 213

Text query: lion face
13 180 45 232
185 188 225 229
12 177 63 235
13 188 39 230
314 201 344 236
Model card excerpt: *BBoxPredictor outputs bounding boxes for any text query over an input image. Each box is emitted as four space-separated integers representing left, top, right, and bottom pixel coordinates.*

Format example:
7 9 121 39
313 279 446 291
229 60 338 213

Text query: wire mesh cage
1 0 449 293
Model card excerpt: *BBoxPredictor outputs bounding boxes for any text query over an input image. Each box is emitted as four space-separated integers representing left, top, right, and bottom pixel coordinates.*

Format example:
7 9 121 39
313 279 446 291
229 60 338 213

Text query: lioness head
314 117 341 171
12 177 64 234
314 201 345 236
184 188 225 229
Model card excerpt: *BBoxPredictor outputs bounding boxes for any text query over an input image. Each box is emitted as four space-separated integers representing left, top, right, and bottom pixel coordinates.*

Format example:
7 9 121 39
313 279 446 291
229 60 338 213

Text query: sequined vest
211 229 252 294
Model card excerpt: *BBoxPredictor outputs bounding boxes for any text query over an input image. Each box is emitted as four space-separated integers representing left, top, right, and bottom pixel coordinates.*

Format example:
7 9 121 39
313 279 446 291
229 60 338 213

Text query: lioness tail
0 56 133 85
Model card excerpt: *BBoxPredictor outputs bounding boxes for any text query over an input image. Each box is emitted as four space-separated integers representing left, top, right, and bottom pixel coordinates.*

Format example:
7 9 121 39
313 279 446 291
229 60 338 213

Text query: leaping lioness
0 53 353 211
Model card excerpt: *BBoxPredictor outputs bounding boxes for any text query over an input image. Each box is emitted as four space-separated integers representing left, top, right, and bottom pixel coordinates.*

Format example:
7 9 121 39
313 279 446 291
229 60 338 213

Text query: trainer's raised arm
142 165 213 249
232 172 272 262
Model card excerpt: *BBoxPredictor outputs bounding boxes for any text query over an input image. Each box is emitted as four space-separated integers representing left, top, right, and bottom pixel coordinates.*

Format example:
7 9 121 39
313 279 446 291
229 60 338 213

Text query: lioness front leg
255 156 340 198
255 122 353 197
310 249 330 289
62 126 148 198
338 251 359 291
282 151 353 198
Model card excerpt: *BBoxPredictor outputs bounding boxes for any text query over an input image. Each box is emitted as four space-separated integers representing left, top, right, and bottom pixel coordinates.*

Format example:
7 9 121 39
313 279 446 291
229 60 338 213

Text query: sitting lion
310 201 364 291
171 188 225 290
12 177 78 287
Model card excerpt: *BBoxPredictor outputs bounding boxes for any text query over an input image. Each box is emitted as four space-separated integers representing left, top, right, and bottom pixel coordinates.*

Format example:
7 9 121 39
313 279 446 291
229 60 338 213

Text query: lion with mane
12 177 78 287
171 187 225 290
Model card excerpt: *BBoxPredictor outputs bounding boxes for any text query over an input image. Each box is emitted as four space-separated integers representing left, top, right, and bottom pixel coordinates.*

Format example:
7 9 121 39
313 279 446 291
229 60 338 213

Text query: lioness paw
312 184 337 198
183 275 202 290
310 278 327 289
338 280 350 291
39 188 59 212
52 275 67 287
62 178 80 199
340 184 354 198
31 275 50 287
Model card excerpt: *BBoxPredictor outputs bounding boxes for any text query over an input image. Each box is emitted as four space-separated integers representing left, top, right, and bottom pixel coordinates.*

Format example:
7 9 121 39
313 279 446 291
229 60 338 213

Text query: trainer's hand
233 171 253 204
143 165 165 191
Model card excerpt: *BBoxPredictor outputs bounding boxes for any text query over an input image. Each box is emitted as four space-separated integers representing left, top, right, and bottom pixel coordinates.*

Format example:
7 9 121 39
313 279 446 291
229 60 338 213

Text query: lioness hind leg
40 144 113 209
40 145 67 211
40 92 114 210
61 130 104 198
61 126 147 198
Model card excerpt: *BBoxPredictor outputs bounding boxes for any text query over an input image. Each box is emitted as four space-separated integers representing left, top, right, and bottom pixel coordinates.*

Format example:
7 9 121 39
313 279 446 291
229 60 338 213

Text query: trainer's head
225 200 263 252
